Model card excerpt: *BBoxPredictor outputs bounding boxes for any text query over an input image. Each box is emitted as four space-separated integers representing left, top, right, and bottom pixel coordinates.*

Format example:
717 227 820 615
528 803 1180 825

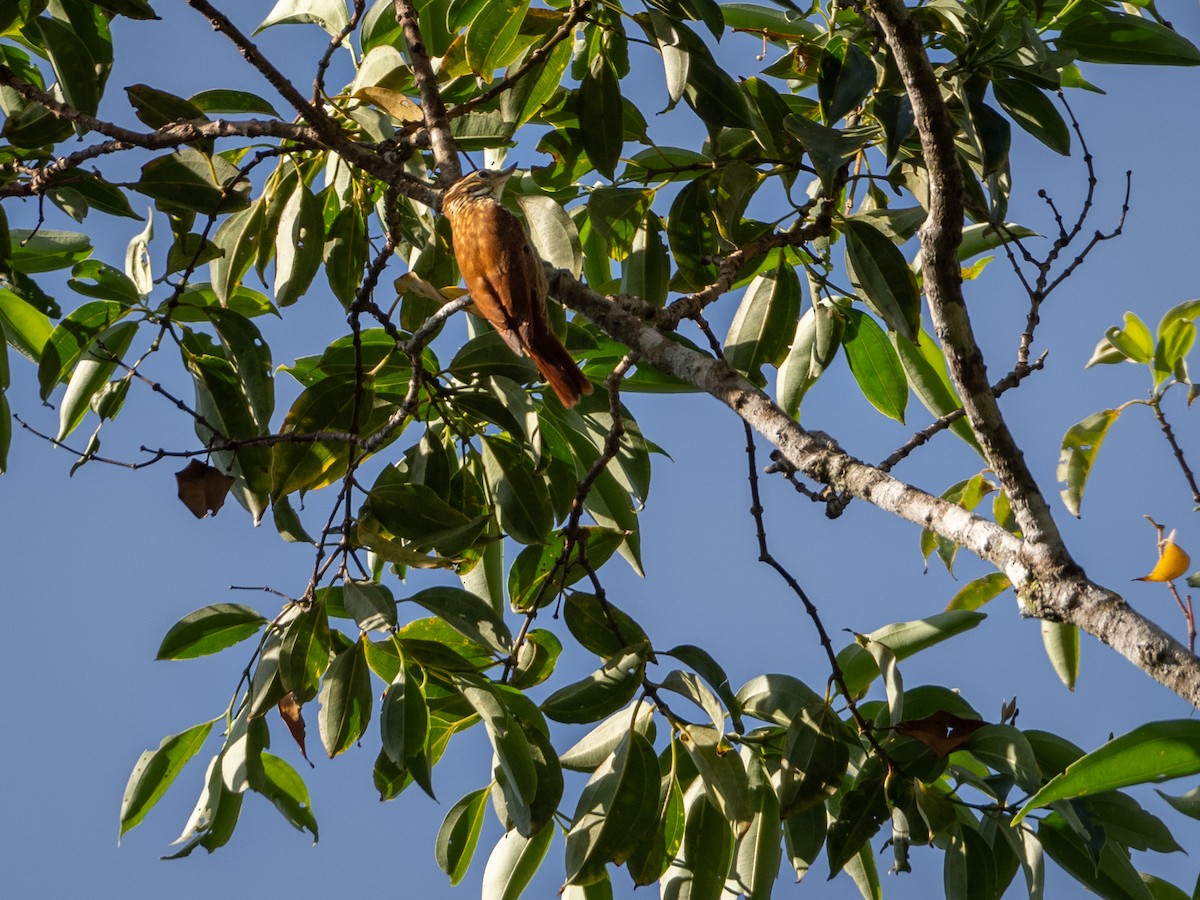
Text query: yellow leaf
1135 537 1191 582
350 86 423 122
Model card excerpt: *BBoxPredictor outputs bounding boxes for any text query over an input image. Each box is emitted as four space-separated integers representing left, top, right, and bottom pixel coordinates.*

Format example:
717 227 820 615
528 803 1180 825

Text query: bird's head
444 164 517 207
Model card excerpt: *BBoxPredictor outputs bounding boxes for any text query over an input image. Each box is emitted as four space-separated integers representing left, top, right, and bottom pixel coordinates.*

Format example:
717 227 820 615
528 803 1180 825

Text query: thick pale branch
551 272 1200 706
864 0 1066 555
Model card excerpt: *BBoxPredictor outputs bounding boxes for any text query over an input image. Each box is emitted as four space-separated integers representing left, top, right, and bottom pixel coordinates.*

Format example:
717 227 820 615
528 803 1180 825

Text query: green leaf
1057 408 1121 517
189 89 281 117
619 213 670 307
564 592 650 659
133 147 250 214
678 724 752 832
0 289 51 362
163 754 242 857
842 309 907 422
541 645 648 724
380 662 432 796
254 0 350 36
579 54 623 179
464 0 529 78
459 681 537 836
210 200 265 307
436 787 490 885
481 434 552 545
724 260 802 381
892 329 982 455
783 115 875 190
967 724 1043 793
258 752 318 841
480 823 554 900
1057 11 1200 67
1042 620 1080 691
844 217 921 341
735 673 823 727
119 719 215 837
57 320 136 439
317 637 373 757
826 758 889 878
946 572 1012 611
33 16 99 116
280 601 331 696
779 703 849 816
364 481 483 556
1015 721 1200 824
1105 312 1154 363
819 41 875 125
324 203 367 306
271 373 373 498
663 644 742 733
564 730 662 885
993 79 1070 155
731 753 783 900
404 586 512 656
660 781 735 899
38 299 130 400
511 628 562 689
156 603 269 660
1037 816 1155 900
343 579 398 633
560 700 656 772
126 83 208 130
11 228 93 273
836 611 987 698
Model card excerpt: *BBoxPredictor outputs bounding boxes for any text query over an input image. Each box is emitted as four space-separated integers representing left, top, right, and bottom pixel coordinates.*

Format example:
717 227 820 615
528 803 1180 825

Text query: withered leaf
175 459 236 518
894 710 987 758
278 690 313 767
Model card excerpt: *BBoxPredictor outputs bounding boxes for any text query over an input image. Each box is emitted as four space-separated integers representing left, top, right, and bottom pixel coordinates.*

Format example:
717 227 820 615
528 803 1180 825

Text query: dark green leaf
541 645 648 724
724 259 802 381
993 79 1070 155
404 586 512 656
317 637 373 758
258 752 318 841
564 592 651 659
1057 11 1200 66
841 308 907 422
156 603 268 660
481 434 552 545
436 787 490 885
844 217 921 341
189 88 280 116
37 299 129 400
827 758 889 877
579 55 623 179
133 148 250 214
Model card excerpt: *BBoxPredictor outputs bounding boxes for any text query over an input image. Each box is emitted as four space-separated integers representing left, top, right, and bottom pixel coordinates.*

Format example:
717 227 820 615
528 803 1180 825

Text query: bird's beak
496 163 518 184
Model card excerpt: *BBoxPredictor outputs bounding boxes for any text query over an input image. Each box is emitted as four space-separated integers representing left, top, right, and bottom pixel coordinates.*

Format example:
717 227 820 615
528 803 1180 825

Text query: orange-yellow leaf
1135 539 1191 582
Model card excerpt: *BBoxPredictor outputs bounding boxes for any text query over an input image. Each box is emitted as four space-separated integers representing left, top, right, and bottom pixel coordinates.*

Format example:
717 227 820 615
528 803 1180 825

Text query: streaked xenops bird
441 166 592 408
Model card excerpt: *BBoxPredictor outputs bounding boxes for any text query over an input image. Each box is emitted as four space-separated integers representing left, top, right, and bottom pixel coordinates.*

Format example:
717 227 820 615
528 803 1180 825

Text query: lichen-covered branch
551 270 1200 706
864 0 1066 555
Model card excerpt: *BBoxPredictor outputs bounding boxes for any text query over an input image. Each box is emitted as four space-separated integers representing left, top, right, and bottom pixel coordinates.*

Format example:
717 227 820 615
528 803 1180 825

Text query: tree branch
550 270 1200 706
864 0 1066 557
393 0 459 186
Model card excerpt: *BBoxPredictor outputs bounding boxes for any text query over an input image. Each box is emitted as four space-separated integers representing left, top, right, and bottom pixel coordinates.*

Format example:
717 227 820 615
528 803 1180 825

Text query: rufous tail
526 330 592 408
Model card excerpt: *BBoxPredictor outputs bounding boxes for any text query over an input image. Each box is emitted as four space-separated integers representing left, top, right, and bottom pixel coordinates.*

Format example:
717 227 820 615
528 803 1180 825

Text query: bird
441 165 593 408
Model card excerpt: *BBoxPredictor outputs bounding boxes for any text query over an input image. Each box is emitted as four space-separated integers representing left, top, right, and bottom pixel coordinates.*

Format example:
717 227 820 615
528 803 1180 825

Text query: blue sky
4 2 1200 897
